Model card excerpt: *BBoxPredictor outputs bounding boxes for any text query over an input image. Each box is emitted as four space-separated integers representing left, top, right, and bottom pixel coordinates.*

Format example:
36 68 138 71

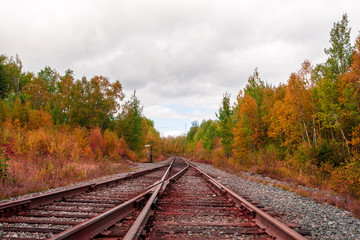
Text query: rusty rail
123 159 189 240
49 159 177 240
187 159 308 240
49 191 151 240
0 163 170 217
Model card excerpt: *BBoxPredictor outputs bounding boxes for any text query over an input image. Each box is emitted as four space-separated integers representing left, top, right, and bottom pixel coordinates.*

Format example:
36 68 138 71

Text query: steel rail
48 191 151 240
0 163 170 217
123 158 189 240
49 158 176 240
188 160 308 240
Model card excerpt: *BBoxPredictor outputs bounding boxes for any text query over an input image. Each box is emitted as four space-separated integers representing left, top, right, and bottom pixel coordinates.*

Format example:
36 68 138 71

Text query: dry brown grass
0 156 129 199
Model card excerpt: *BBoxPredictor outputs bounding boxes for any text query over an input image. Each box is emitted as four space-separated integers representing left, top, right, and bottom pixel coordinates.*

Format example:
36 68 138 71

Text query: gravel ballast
192 161 360 240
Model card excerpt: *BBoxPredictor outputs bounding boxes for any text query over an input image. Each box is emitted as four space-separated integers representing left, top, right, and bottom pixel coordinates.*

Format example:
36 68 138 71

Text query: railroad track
0 157 308 240
0 160 173 239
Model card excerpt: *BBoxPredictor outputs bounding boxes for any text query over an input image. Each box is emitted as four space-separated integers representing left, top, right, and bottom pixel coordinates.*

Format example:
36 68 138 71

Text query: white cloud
162 131 184 137
144 105 188 120
1 0 360 135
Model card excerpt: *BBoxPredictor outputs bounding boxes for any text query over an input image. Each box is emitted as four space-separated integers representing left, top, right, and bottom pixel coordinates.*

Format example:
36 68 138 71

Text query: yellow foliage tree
233 94 261 158
268 65 315 148
339 36 360 153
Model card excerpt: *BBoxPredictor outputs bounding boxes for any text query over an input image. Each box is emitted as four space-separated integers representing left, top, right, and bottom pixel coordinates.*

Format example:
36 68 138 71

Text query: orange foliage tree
233 94 261 158
339 36 360 153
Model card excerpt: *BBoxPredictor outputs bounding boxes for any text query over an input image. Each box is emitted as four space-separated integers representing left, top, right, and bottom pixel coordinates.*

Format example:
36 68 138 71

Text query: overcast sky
1 0 360 136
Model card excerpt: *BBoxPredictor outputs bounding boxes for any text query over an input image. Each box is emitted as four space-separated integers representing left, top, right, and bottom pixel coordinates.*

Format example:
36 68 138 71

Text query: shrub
13 131 29 157
28 109 53 130
28 128 52 157
312 140 347 167
49 130 80 163
88 127 105 160
210 146 226 167
104 130 118 157
330 158 360 199
116 137 127 157
194 141 208 160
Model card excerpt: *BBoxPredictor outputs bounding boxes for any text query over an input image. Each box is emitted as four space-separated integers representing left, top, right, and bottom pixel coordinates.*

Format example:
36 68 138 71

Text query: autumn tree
266 66 315 149
339 35 360 153
233 69 268 159
233 93 262 158
267 83 302 148
11 98 30 126
285 66 315 146
22 77 49 110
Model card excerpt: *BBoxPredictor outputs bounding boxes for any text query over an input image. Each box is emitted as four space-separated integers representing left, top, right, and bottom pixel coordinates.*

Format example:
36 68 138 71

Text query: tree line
0 59 160 153
178 14 360 200
0 55 164 192
0 53 164 196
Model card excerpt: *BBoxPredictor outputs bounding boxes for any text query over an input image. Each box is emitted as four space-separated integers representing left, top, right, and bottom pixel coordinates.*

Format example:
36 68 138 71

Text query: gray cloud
1 0 360 135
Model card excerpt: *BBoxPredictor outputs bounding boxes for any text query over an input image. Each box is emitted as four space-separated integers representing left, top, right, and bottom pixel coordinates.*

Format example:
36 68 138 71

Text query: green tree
188 121 199 139
38 66 59 93
192 120 217 152
3 55 23 95
0 55 23 97
118 91 144 152
51 73 75 124
313 14 353 154
202 120 217 151
48 74 124 128
244 68 265 108
324 13 353 80
216 92 234 157
0 56 9 99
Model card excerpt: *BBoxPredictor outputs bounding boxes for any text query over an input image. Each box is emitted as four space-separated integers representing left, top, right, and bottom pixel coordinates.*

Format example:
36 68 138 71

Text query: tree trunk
312 117 317 147
302 119 311 145
337 118 350 155
299 123 306 143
